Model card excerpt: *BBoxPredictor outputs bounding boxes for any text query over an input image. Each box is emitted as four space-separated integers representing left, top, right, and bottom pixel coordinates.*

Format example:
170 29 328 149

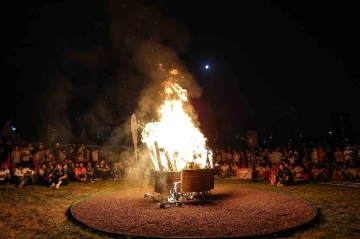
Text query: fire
141 68 212 171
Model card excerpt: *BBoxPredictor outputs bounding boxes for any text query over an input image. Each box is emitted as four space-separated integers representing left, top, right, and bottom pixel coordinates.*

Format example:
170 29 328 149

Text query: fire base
181 169 215 192
145 169 215 208
145 180 194 209
154 170 181 193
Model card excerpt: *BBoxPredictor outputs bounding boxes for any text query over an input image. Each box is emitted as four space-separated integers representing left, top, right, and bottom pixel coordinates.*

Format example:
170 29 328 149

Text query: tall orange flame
141 68 212 171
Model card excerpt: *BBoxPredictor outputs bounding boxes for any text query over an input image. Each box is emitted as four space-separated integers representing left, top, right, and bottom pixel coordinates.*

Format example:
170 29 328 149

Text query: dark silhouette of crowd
1 139 359 188
212 144 360 185
0 141 152 188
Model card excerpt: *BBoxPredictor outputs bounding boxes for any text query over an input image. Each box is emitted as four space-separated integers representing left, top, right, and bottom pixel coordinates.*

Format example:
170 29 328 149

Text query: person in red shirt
317 146 326 163
74 162 87 182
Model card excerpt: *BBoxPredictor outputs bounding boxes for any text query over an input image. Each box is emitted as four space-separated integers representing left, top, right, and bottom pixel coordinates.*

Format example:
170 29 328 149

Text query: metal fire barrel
154 171 181 193
181 169 215 192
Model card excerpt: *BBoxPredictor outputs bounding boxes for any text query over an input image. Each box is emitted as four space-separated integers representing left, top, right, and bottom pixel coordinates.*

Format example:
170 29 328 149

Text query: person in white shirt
270 149 282 164
91 149 99 166
14 163 36 187
11 145 22 166
21 146 31 167
77 144 85 156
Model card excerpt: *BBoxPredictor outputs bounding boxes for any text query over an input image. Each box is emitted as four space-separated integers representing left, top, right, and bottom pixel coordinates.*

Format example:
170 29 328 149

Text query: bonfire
141 68 212 171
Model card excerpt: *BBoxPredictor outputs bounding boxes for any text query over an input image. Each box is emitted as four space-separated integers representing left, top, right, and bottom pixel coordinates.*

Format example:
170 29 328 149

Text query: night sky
3 0 359 145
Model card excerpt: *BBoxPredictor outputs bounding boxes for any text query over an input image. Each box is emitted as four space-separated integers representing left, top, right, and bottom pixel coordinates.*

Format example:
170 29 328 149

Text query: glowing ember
141 68 212 171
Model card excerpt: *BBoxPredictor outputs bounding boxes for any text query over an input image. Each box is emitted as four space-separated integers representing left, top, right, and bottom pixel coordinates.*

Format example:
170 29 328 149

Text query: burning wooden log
164 150 174 171
173 152 179 171
149 147 158 170
154 141 163 171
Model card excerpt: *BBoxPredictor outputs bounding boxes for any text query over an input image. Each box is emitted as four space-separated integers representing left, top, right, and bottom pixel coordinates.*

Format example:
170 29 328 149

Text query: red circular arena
70 186 318 238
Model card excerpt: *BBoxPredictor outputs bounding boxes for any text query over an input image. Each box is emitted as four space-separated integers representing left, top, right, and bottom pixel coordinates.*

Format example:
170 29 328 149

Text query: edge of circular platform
68 188 320 239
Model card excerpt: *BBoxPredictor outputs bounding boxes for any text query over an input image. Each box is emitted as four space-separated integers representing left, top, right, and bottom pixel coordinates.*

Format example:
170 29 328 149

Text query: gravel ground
71 186 317 238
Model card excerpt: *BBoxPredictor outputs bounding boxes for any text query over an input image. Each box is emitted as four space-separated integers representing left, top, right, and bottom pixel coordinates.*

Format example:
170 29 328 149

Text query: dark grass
1 179 360 239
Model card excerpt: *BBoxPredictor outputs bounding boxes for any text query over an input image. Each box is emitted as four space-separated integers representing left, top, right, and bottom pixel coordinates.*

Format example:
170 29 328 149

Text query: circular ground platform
70 186 318 238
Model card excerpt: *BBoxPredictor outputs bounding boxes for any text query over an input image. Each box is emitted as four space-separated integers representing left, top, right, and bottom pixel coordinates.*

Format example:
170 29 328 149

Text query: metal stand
144 181 196 209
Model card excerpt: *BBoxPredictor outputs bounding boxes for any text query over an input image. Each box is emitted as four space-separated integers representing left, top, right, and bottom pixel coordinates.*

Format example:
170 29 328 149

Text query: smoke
41 0 203 146
129 42 204 126
65 45 109 69
119 146 153 182
99 0 204 144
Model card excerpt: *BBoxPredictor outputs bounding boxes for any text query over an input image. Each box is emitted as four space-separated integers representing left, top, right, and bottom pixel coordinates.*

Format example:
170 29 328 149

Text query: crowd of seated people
0 142 137 188
1 141 359 188
213 144 360 185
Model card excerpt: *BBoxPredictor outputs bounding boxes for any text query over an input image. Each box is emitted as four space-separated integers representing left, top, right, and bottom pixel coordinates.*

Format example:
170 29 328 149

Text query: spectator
0 163 11 184
277 163 294 186
14 162 36 187
85 162 95 183
74 162 87 182
95 160 111 180
49 163 69 189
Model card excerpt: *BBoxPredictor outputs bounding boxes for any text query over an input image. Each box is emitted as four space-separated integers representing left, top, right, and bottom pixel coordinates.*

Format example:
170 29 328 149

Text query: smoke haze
36 0 203 146
84 0 203 145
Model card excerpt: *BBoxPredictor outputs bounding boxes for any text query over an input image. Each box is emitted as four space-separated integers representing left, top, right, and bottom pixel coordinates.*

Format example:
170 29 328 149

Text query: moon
205 65 209 69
